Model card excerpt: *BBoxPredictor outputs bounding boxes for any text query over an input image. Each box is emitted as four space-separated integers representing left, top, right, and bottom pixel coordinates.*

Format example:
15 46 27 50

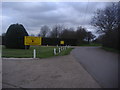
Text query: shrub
5 23 30 49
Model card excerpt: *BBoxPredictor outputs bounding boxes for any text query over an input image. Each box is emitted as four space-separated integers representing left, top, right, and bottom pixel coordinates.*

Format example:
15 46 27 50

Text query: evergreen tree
5 23 30 49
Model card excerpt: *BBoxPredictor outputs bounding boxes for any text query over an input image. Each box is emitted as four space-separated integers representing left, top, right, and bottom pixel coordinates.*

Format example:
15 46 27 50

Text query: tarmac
2 54 100 88
71 46 118 88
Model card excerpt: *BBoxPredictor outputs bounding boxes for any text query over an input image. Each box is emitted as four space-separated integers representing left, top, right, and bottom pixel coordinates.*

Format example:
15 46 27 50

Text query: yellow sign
24 36 42 45
60 41 64 44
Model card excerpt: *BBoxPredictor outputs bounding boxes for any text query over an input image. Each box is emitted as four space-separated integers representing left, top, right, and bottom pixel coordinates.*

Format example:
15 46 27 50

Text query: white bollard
33 49 36 58
57 45 58 47
64 46 66 50
63 46 65 50
54 48 56 55
59 48 61 53
68 45 70 48
61 47 62 51
66 45 68 48
69 45 70 48
65 45 67 49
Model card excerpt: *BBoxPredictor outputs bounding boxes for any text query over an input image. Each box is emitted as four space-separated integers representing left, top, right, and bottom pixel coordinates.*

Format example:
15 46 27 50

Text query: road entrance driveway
71 47 118 88
2 55 100 88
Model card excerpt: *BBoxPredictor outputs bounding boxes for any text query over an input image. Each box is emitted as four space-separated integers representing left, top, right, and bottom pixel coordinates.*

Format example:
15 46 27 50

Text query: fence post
67 45 69 48
33 49 36 58
61 47 62 51
54 48 56 55
59 48 61 53
63 46 64 50
64 46 66 50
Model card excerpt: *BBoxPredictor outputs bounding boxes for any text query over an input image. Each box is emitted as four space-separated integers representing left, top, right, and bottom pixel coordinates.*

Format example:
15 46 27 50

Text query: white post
59 48 61 53
61 47 62 51
33 49 36 58
64 46 66 50
68 45 69 48
65 45 67 49
54 48 56 55
63 46 64 50
69 45 70 48
57 45 58 47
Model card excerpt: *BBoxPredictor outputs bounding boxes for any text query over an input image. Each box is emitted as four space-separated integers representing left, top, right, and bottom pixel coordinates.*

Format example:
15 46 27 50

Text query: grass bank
80 43 102 46
2 46 73 58
102 47 120 53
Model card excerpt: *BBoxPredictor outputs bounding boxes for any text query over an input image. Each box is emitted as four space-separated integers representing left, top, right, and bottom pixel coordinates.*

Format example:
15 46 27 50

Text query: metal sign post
60 41 64 45
24 36 42 46
24 36 42 58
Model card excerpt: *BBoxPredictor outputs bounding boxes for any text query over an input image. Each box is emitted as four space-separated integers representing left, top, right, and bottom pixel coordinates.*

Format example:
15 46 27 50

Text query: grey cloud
66 2 107 13
2 2 109 35
3 2 58 12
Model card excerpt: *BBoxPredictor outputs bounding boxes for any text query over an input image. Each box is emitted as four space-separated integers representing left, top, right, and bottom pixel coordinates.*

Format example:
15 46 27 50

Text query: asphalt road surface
2 55 100 88
71 46 118 88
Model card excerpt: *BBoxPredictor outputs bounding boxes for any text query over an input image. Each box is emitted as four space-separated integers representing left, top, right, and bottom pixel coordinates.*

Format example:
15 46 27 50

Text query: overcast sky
2 2 111 36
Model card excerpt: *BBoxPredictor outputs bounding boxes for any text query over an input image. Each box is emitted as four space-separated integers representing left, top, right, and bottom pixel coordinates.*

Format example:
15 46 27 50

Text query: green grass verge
56 48 73 56
80 43 102 46
102 47 120 53
2 46 73 58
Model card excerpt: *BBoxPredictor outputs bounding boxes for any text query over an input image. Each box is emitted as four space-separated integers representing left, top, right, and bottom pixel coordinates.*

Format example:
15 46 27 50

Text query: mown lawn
102 47 120 53
2 46 73 58
80 43 102 46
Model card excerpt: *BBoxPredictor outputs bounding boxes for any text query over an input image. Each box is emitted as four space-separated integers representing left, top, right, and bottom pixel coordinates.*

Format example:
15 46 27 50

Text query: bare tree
60 27 76 39
39 25 50 37
85 32 96 44
91 3 119 34
49 24 64 38
91 2 120 49
76 26 87 41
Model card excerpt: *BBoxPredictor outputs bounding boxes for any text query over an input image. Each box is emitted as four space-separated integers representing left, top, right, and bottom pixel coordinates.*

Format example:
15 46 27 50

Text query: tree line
2 2 119 50
38 25 95 44
2 24 95 49
92 2 120 50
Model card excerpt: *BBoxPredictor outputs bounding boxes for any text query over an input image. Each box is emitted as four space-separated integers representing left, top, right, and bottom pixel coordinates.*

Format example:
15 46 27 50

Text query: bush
102 30 119 50
42 38 77 46
5 23 30 49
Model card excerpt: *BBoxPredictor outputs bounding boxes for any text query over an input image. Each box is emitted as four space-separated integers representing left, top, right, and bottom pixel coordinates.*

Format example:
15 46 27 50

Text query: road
71 46 118 88
2 55 100 88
